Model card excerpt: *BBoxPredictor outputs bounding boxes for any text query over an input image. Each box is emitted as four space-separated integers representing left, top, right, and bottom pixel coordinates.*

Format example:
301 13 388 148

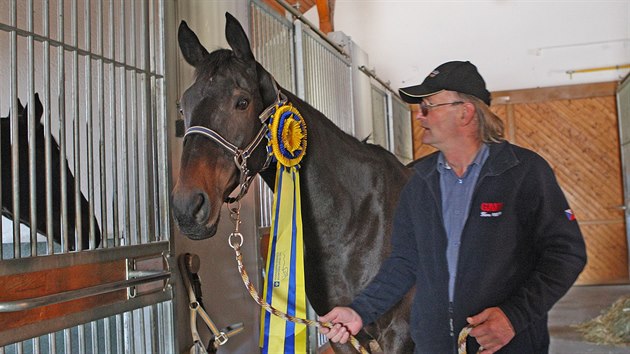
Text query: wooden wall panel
508 94 626 284
579 223 628 284
511 97 622 221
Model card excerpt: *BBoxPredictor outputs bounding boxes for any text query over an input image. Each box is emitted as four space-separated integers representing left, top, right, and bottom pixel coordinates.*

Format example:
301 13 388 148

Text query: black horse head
1 94 100 251
172 13 277 239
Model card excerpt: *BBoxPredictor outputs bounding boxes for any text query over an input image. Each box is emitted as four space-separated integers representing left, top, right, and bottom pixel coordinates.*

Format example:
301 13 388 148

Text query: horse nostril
192 192 209 224
172 186 211 226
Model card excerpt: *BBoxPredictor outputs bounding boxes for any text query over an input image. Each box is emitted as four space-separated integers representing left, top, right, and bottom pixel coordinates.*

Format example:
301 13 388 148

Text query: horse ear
225 12 254 62
17 98 24 116
256 63 278 106
34 93 43 120
178 21 209 67
17 99 27 125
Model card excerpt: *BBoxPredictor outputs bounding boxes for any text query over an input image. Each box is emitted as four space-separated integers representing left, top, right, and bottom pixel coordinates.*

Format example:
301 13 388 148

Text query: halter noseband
184 80 287 203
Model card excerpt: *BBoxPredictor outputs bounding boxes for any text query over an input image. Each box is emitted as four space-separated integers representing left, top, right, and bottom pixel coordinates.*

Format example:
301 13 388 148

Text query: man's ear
461 102 476 126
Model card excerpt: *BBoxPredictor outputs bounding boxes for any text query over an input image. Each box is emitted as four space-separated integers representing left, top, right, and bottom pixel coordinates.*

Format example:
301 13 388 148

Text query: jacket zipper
449 301 457 354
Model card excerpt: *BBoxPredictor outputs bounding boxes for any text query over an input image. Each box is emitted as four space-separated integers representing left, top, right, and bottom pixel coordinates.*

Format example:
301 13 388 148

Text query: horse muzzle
175 222 217 240
171 186 219 239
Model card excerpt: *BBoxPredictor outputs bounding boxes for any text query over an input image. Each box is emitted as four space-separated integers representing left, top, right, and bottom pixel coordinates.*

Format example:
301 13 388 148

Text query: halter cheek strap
183 79 287 203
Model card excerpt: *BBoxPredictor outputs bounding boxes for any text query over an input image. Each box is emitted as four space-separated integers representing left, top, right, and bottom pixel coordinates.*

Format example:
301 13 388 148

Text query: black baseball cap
399 61 491 105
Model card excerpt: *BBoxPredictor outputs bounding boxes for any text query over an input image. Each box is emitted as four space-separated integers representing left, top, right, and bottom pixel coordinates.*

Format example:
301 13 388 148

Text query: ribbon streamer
260 103 308 353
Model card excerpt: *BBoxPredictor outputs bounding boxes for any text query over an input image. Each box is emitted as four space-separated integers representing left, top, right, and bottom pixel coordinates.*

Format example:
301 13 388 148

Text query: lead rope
458 325 483 354
226 203 369 354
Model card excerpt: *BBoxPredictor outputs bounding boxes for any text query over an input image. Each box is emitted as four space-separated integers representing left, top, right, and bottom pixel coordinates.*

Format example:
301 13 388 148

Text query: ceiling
302 1 630 93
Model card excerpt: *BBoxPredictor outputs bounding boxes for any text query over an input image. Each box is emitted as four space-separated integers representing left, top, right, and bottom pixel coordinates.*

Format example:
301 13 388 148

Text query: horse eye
236 98 249 110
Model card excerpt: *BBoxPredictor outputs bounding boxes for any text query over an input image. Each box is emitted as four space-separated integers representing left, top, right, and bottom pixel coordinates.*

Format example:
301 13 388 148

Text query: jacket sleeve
349 178 419 325
500 154 587 333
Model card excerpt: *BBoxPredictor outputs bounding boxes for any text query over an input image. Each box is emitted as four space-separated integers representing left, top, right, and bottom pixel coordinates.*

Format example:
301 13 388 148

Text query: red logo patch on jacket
480 202 504 217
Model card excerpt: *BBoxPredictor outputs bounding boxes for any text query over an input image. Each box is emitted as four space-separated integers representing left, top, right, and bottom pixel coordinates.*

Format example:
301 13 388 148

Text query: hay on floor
573 294 630 346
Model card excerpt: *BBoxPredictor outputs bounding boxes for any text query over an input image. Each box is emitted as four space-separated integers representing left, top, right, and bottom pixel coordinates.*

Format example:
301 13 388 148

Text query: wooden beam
0 260 127 332
492 81 618 105
263 0 318 16
262 0 287 15
316 0 335 33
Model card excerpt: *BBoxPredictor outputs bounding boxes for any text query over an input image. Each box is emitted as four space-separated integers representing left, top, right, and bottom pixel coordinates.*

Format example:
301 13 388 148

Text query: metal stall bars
250 0 295 230
294 17 354 135
0 0 174 353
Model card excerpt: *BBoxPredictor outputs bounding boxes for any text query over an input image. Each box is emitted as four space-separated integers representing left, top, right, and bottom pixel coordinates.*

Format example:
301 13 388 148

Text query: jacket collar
413 141 519 180
479 141 520 177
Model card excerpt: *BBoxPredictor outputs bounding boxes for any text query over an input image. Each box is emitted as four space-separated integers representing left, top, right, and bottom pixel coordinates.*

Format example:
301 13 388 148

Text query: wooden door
412 82 628 285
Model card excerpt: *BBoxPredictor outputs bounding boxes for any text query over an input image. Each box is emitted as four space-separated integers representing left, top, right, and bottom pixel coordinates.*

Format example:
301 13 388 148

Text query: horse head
172 13 277 239
1 96 43 223
1 94 100 251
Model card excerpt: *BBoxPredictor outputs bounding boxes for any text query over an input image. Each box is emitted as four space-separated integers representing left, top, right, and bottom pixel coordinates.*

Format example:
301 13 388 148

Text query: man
320 61 587 353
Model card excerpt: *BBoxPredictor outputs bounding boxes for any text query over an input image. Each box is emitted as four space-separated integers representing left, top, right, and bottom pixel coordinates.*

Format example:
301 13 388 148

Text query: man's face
413 91 465 149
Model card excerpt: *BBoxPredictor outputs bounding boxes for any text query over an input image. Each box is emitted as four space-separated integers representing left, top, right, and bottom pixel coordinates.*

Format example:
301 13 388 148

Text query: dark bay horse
172 13 414 353
1 94 99 251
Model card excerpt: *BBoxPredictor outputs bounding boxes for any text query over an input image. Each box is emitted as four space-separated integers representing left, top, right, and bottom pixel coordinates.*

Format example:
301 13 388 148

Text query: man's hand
318 307 363 344
467 307 515 353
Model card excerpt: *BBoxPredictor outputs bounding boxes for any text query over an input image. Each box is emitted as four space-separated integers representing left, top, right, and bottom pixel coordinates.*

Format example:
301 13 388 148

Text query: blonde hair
458 93 505 143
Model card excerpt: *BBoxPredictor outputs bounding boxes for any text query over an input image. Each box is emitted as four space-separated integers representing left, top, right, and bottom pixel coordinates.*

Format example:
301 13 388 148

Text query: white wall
307 0 630 92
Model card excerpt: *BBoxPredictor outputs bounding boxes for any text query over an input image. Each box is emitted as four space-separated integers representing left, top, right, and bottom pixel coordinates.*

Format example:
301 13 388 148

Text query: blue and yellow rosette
260 102 308 353
267 104 307 168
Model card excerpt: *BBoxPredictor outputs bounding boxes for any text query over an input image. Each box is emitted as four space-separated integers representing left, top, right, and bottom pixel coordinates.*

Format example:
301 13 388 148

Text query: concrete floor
549 284 630 354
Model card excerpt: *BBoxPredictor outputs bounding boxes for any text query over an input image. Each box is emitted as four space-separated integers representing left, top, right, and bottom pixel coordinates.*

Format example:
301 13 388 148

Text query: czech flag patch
564 209 576 221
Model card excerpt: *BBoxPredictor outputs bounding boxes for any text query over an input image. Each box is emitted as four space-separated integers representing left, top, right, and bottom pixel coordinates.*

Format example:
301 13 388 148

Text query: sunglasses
419 100 464 116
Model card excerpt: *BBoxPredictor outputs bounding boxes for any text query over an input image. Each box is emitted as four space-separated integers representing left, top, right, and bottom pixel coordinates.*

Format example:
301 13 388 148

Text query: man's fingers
467 308 490 326
318 314 334 323
331 325 350 344
319 310 345 324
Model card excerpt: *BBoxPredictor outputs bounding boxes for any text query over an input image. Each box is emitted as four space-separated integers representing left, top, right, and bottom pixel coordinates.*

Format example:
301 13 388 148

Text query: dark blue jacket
350 141 587 353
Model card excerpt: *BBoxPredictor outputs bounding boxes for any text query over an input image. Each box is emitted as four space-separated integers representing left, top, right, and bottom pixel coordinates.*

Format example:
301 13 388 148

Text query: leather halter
184 81 287 203
179 253 244 353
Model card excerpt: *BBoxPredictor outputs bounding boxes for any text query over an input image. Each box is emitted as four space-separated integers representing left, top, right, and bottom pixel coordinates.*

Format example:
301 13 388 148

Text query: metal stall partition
0 0 174 353
295 21 354 135
390 95 413 165
369 86 412 164
370 86 389 149
368 85 413 164
617 74 630 275
359 65 412 164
